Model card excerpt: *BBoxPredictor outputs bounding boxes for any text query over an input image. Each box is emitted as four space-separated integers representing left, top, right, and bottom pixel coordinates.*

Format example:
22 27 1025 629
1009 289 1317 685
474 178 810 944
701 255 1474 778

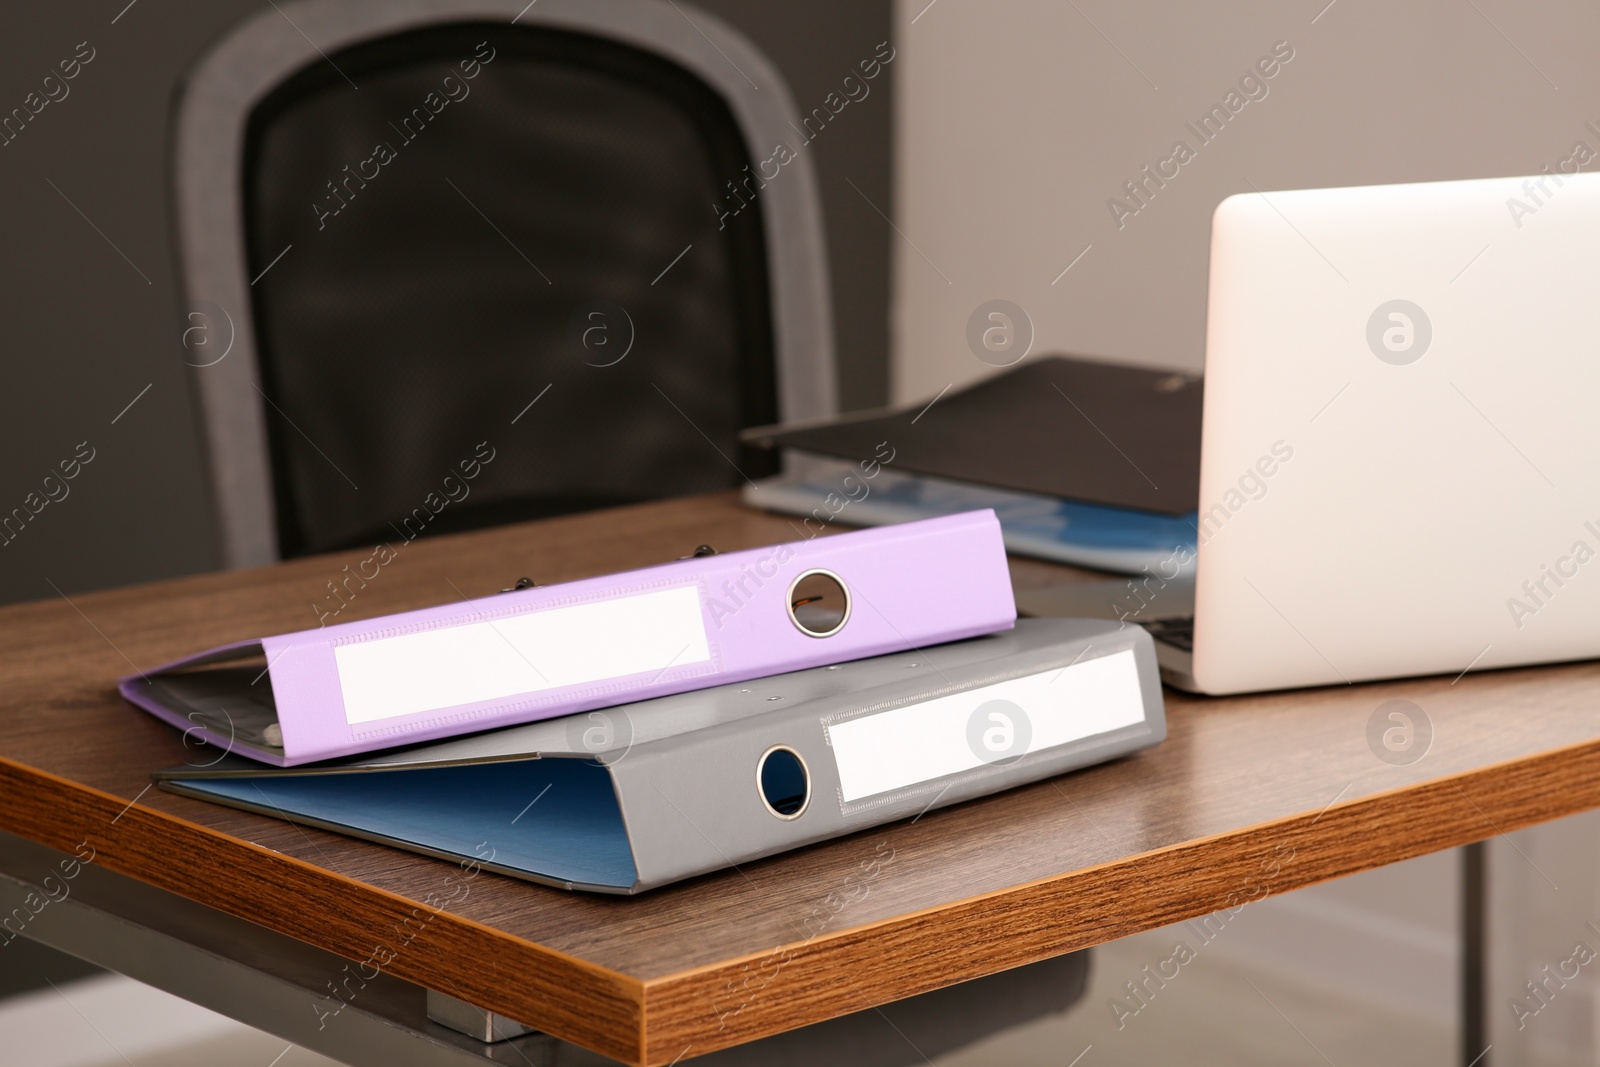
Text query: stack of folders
124 510 1166 893
741 356 1205 575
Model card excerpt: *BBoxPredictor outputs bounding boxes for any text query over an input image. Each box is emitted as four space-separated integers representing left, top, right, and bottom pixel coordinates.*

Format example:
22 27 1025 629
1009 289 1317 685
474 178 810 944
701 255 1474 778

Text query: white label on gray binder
334 585 711 725
828 650 1145 802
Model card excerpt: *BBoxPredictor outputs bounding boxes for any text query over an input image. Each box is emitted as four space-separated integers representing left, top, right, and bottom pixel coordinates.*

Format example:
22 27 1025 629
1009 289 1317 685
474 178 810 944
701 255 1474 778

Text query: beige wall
891 0 1600 401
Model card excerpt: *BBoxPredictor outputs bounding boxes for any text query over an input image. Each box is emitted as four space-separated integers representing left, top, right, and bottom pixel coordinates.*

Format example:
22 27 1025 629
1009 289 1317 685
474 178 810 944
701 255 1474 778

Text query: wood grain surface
3 492 1600 1064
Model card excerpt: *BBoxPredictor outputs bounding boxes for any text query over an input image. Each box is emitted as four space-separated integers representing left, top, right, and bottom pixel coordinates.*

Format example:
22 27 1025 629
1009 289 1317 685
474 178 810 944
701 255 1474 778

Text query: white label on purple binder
334 585 711 725
828 650 1145 802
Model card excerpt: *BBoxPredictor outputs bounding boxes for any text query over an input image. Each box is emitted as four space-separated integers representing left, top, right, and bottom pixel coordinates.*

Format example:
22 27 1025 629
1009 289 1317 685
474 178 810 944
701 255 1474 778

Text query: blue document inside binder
180 758 637 890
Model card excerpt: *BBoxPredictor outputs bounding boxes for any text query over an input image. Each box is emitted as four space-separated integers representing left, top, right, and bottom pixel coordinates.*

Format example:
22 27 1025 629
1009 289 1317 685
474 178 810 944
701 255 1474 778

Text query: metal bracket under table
0 830 609 1067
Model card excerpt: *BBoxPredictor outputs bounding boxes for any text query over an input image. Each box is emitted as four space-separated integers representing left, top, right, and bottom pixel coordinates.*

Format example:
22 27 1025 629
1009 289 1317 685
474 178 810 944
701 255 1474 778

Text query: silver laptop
1032 172 1600 694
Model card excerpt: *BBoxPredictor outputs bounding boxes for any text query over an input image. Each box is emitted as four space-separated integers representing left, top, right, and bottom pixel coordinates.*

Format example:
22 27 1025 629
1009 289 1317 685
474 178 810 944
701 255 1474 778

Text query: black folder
745 356 1203 516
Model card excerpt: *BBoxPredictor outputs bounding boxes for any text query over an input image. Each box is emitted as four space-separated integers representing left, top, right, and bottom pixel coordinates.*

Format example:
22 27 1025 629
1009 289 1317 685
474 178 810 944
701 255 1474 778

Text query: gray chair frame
174 0 837 568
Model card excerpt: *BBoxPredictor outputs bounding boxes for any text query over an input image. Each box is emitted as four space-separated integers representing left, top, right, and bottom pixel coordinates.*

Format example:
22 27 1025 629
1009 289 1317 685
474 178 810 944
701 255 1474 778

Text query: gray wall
0 0 891 606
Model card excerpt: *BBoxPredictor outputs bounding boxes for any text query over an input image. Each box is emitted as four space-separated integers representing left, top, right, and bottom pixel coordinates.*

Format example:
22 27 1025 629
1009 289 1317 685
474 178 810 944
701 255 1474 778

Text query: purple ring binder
120 510 1017 765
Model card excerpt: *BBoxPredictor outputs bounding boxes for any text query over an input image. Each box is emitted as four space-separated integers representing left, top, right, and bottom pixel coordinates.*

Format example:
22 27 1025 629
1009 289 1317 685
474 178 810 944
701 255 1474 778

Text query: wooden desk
3 492 1599 1065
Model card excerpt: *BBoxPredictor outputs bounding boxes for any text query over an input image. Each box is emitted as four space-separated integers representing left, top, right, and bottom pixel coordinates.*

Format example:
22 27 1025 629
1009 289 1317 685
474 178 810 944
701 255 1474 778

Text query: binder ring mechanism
787 569 851 638
500 546 717 593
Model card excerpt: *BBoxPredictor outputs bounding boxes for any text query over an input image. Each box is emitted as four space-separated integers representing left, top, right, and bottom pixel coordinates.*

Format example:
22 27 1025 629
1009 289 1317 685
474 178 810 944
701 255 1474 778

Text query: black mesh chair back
175 1 836 564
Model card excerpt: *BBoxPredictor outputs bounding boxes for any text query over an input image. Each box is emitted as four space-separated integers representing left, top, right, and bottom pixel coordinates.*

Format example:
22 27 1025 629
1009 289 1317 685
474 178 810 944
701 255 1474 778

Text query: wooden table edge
0 754 651 1064
8 699 1600 1065
633 732 1600 1063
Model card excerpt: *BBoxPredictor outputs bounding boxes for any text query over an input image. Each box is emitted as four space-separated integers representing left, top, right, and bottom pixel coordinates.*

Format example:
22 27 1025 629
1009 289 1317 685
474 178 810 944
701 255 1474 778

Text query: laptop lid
1192 172 1600 694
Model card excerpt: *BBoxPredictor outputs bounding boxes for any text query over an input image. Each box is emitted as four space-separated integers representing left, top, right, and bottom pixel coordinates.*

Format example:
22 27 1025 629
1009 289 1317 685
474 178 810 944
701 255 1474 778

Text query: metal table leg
1462 841 1488 1067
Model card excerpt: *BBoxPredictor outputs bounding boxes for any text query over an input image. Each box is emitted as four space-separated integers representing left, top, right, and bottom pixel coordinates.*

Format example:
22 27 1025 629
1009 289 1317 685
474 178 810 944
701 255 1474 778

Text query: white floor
0 974 341 1067
0 923 1450 1067
944 927 1450 1066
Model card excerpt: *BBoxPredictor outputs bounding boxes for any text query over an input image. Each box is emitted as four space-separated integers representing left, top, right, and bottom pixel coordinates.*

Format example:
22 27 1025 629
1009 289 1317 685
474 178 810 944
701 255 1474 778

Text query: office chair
169 0 1093 1049
173 0 837 565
